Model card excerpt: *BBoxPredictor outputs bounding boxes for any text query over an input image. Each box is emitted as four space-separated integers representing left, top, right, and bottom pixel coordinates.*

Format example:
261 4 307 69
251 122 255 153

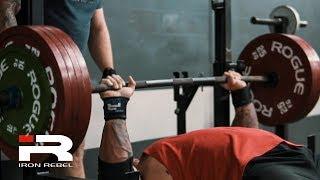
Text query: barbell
92 75 270 93
251 5 308 34
0 26 319 162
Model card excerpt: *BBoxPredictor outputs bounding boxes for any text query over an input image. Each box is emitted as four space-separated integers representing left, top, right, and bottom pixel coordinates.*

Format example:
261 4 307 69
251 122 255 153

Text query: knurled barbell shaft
0 75 269 106
91 75 269 93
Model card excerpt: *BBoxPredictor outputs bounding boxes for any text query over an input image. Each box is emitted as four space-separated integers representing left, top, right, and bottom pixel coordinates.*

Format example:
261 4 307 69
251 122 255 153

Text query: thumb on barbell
127 76 136 90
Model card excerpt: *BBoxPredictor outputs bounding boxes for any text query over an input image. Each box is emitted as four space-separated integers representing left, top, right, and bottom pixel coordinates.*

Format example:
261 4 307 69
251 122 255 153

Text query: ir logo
18 135 73 162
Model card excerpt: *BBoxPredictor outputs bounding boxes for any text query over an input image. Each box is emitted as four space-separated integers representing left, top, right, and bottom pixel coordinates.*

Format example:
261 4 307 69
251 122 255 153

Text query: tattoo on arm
232 103 259 128
108 120 133 157
99 120 133 163
0 1 19 32
0 9 17 30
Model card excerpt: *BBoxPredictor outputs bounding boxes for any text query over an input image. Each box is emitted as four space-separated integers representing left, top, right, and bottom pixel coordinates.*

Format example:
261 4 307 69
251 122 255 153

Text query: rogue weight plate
239 33 320 126
43 26 91 152
0 26 74 161
29 27 79 146
0 47 51 146
36 26 89 153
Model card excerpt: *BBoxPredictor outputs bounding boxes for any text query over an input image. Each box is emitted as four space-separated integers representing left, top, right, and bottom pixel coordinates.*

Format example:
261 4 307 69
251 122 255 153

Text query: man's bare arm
88 8 114 70
97 76 135 179
232 103 259 128
99 120 133 163
222 71 259 128
0 0 20 31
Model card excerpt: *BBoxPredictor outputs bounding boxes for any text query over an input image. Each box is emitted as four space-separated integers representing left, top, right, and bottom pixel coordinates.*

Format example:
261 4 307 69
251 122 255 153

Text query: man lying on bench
97 70 320 180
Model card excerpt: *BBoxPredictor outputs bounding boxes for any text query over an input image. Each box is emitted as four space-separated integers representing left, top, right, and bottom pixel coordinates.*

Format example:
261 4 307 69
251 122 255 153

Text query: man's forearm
0 4 17 32
88 24 114 70
232 103 259 128
99 120 133 163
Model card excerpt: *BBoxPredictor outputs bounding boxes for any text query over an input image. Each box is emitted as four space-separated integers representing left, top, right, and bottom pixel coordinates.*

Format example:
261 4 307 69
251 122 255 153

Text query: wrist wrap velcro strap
103 97 129 121
231 86 252 108
102 67 117 78
98 157 135 180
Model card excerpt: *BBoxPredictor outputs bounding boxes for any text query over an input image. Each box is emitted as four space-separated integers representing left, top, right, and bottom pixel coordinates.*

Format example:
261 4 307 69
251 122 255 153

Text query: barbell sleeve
0 91 9 107
91 75 269 93
299 20 308 28
251 17 283 26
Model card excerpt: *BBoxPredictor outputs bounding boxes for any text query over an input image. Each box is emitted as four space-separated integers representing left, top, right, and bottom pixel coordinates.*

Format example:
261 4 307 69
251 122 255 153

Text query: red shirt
143 127 298 180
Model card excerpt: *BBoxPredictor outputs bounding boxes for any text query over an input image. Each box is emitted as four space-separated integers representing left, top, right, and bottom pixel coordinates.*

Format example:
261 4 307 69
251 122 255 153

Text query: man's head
134 154 173 180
